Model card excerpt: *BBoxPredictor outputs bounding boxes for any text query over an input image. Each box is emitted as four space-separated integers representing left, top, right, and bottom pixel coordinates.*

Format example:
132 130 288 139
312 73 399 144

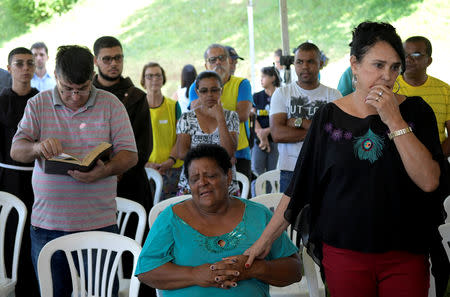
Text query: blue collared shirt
31 72 56 91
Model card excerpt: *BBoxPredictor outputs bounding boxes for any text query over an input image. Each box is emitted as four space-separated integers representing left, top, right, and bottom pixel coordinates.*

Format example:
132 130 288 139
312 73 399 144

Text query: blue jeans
280 170 294 193
31 224 119 297
251 141 279 196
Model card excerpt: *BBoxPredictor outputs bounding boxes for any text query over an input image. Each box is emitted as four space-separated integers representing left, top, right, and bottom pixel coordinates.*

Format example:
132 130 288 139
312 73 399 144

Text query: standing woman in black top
244 21 449 297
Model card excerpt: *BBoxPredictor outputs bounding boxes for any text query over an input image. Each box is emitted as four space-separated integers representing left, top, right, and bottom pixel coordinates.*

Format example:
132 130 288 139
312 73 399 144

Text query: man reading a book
10 45 138 297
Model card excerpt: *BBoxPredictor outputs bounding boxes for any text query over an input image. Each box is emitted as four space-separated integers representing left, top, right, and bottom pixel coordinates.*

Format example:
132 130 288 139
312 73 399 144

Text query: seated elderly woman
135 144 301 296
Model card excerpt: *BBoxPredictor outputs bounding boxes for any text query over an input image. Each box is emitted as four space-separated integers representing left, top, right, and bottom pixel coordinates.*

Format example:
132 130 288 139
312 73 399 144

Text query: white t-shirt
270 82 342 171
176 87 190 114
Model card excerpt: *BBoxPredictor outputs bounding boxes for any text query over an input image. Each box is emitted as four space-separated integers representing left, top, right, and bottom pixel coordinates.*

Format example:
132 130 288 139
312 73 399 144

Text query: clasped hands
193 255 251 289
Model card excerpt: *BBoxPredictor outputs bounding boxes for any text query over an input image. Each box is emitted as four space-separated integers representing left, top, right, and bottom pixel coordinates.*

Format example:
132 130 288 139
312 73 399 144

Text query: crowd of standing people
0 20 449 297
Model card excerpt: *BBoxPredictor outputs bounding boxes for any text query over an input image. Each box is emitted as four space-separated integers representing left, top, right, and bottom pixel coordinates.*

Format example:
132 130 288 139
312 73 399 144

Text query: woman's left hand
365 85 406 129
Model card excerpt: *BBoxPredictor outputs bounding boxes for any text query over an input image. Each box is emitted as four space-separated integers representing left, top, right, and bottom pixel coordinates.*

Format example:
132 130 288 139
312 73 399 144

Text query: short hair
350 21 405 72
30 42 48 54
274 48 282 57
194 70 223 90
203 44 229 61
8 47 33 65
183 144 232 179
140 62 167 87
294 42 321 58
181 64 197 97
261 66 281 87
405 36 432 57
93 36 122 56
55 45 94 84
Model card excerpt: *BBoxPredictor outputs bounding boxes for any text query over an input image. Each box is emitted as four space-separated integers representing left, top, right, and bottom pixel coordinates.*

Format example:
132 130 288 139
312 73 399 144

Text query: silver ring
378 90 383 97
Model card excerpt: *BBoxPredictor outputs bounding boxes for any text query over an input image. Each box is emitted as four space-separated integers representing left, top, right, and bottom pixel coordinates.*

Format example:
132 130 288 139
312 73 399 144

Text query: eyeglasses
198 87 221 95
100 54 124 64
145 73 163 80
406 52 427 59
57 81 91 96
11 60 35 68
207 55 227 64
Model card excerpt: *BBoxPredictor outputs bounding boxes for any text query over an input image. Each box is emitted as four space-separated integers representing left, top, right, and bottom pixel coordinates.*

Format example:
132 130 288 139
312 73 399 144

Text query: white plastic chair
115 197 147 297
236 171 250 198
148 195 192 229
444 196 450 223
37 231 141 297
250 193 325 297
145 168 163 205
254 169 281 196
0 191 27 297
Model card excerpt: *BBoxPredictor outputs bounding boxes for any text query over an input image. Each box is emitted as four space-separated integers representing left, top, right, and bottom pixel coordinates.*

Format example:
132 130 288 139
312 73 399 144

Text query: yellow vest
148 97 183 168
221 76 249 151
397 75 450 143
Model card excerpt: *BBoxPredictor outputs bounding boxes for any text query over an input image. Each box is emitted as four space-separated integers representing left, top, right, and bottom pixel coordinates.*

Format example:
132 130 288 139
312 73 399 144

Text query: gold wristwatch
294 117 303 128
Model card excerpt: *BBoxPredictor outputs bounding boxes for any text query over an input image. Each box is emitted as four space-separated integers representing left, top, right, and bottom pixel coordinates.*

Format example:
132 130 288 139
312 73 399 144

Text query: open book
43 142 112 175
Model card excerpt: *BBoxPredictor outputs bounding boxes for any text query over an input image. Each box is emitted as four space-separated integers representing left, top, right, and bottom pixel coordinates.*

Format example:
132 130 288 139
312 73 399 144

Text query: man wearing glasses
189 44 253 182
92 36 153 214
397 36 450 297
0 47 39 297
397 36 449 157
11 45 138 297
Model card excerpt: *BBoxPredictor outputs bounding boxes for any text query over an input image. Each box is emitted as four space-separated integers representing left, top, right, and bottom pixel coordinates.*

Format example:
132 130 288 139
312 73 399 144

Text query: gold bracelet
388 126 413 140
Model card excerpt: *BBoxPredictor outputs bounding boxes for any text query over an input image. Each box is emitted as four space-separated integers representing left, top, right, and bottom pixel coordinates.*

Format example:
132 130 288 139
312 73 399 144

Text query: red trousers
322 243 429 297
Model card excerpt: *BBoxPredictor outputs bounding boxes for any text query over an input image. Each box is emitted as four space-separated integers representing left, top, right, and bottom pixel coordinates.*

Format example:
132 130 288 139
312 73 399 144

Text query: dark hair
55 45 94 84
30 42 48 54
294 42 321 58
405 36 432 57
261 66 281 87
274 48 282 57
350 21 405 72
181 64 197 97
93 36 122 56
8 47 33 65
203 44 229 61
140 62 167 87
184 144 232 178
194 70 223 90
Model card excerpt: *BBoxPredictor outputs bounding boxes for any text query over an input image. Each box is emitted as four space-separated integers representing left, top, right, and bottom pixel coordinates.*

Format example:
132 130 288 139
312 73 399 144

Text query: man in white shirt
270 42 342 192
30 42 56 91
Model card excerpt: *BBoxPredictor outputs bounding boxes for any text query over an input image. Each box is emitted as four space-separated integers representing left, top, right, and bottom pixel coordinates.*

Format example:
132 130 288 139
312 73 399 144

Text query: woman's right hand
243 237 272 268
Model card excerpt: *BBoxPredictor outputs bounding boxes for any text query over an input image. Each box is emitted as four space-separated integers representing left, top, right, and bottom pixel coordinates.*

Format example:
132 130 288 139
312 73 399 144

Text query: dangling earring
393 80 400 94
352 75 357 89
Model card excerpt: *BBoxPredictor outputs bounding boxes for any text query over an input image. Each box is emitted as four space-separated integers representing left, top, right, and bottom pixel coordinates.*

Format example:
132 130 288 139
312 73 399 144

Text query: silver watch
294 117 303 128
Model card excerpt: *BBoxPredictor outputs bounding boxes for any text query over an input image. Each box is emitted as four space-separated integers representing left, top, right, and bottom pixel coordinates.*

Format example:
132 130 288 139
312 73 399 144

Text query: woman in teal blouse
135 144 301 296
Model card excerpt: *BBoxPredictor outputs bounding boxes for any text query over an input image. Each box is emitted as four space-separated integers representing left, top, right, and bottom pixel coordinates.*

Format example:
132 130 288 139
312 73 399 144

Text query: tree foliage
3 0 78 25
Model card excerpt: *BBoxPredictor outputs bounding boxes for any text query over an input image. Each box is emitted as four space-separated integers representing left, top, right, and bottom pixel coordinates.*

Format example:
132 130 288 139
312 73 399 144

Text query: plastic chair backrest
148 195 192 229
254 169 280 196
236 171 250 198
37 231 141 297
250 193 323 297
145 168 163 205
439 223 450 261
0 191 27 296
444 196 450 224
115 196 147 295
